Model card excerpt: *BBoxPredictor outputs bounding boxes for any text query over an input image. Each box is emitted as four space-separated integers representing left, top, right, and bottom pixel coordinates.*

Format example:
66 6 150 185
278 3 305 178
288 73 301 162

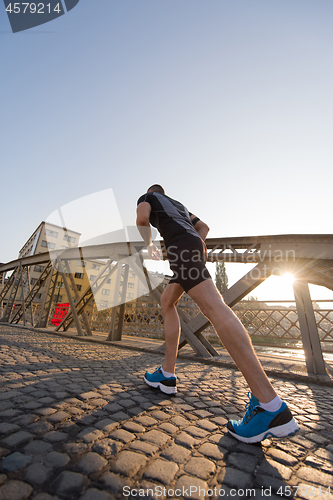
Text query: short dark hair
147 184 165 194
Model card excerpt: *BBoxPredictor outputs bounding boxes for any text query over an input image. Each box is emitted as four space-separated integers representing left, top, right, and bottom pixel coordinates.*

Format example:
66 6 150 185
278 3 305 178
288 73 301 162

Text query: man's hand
147 243 161 261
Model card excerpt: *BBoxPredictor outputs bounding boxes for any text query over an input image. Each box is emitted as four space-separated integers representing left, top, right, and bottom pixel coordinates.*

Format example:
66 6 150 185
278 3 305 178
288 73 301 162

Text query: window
100 301 108 308
45 229 58 238
128 282 134 288
129 272 136 278
102 289 110 296
77 260 85 267
36 293 42 299
74 273 84 279
56 282 64 288
34 265 44 273
92 263 100 270
90 275 96 281
64 235 76 243
30 278 38 285
41 240 55 249
127 293 134 299
107 279 111 284
76 284 82 291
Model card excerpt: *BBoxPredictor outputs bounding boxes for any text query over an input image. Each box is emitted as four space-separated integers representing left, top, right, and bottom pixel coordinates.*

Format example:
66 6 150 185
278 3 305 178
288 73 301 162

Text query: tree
215 261 228 294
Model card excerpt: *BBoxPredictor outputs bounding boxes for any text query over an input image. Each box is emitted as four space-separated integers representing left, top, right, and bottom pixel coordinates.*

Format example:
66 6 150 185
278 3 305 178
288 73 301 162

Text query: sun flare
281 273 295 285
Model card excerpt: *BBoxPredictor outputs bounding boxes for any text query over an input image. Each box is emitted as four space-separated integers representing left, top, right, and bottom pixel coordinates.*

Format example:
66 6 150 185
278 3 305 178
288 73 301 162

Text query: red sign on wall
51 303 70 325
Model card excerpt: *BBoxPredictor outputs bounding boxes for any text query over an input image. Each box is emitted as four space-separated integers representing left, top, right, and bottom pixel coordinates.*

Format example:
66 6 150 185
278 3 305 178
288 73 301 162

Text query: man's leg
160 283 184 374
143 283 184 394
187 279 276 403
187 278 299 442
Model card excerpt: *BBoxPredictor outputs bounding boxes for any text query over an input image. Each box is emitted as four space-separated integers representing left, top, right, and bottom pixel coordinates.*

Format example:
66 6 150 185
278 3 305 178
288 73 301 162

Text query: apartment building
18 222 142 312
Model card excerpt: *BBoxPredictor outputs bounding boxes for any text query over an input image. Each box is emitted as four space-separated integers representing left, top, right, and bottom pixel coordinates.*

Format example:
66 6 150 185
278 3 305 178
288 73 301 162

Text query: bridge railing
87 299 333 351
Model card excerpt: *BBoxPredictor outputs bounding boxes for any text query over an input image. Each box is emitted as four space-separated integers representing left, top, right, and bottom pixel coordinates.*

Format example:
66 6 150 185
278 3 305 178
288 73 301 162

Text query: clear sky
1 0 333 301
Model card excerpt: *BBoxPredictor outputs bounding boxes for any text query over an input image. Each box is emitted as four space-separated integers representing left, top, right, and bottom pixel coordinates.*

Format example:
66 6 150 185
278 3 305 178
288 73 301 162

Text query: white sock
259 395 282 412
161 367 175 378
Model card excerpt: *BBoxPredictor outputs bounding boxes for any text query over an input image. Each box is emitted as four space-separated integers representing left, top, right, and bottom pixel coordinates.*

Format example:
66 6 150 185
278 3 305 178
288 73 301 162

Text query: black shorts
167 237 212 293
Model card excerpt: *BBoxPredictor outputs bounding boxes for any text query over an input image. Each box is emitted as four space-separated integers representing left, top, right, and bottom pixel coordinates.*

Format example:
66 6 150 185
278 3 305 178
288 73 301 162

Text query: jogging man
136 184 299 443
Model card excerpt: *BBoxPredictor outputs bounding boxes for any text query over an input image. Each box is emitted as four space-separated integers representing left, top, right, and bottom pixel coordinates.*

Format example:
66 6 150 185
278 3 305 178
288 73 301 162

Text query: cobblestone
143 458 179 484
175 431 200 449
109 429 135 443
44 451 70 468
257 457 293 480
197 442 226 460
1 452 32 472
24 463 52 484
0 479 33 500
129 440 159 455
296 466 333 486
184 425 209 439
112 450 148 476
184 456 216 479
1 326 333 499
218 466 253 488
174 475 208 500
140 429 170 446
161 443 192 463
1 431 33 448
76 452 108 474
92 438 123 457
51 470 89 496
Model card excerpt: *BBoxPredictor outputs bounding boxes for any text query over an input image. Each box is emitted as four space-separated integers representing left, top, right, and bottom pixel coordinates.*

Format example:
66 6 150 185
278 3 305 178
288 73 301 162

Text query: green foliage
215 261 228 294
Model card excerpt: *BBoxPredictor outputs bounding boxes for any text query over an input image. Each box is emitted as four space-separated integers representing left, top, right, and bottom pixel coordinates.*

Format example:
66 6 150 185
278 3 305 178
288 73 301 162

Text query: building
18 222 143 314
19 221 80 259
2 222 166 326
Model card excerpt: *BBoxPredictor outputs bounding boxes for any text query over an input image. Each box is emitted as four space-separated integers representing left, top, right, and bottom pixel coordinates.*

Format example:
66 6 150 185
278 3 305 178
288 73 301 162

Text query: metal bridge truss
1 234 333 376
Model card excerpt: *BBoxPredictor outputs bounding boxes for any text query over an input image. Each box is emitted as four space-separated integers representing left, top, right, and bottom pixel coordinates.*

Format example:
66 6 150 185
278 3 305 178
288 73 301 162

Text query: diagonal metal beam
180 261 273 347
11 262 53 325
36 266 59 328
62 259 92 336
0 268 18 304
0 267 21 323
56 257 85 337
56 259 116 332
128 255 217 357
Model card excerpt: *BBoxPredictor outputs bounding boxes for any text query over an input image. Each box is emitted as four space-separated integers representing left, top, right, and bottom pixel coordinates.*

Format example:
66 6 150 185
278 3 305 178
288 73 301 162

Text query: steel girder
1 234 333 375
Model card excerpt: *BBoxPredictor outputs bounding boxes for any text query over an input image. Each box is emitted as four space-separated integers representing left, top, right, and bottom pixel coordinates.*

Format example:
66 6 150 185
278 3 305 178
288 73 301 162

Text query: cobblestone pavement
0 326 333 500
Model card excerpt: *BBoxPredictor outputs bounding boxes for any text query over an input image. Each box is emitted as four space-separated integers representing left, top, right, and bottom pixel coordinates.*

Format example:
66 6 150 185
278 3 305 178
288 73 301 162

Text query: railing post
107 263 123 341
293 280 326 375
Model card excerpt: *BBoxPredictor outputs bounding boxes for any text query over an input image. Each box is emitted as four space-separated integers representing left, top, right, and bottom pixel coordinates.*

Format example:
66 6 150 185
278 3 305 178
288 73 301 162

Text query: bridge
1 234 333 376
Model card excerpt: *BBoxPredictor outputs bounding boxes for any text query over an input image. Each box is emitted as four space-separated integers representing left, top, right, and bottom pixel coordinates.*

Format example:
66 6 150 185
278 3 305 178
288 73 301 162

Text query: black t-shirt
137 192 200 248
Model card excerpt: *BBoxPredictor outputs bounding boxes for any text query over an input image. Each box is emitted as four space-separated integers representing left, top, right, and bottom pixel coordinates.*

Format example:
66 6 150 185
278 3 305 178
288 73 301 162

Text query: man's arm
190 214 210 241
136 202 161 260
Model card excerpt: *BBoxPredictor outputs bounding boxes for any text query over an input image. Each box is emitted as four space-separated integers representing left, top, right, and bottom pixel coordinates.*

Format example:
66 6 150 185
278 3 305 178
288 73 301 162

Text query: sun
281 273 295 285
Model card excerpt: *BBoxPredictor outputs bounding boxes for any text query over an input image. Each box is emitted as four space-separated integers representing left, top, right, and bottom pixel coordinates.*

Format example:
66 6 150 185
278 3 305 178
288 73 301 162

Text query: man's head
147 184 165 194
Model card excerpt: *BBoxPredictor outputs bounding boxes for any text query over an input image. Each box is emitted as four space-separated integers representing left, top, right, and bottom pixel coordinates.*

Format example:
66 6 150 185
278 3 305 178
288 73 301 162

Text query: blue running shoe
227 393 300 443
144 366 177 395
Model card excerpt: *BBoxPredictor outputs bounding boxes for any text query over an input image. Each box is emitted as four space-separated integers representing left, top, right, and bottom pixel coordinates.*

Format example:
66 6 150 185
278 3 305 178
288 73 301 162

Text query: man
136 184 299 443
